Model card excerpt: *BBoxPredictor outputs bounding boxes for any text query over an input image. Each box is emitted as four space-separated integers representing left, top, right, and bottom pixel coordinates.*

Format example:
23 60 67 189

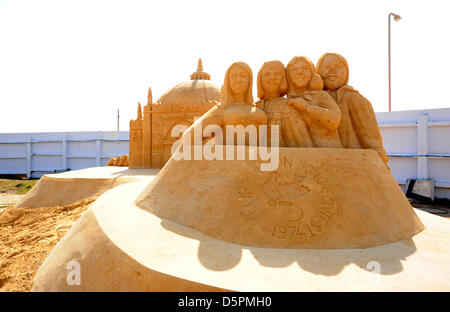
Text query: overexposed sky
0 0 449 133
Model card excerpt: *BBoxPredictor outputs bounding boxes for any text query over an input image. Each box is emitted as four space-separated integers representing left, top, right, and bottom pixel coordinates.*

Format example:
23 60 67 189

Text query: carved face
261 65 283 95
229 64 250 96
287 59 312 90
318 54 347 90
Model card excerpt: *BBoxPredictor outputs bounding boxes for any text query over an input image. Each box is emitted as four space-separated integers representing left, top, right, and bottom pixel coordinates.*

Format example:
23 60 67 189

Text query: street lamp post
388 12 402 112
117 109 120 131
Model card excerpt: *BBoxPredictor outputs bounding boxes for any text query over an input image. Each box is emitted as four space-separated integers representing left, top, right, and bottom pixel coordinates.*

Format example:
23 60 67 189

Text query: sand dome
156 59 221 105
129 59 222 169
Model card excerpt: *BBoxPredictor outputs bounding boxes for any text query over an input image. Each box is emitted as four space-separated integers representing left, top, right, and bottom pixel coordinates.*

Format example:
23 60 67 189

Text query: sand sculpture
137 58 423 250
179 62 267 147
316 53 388 163
285 56 342 148
31 55 449 292
106 154 128 167
105 157 115 166
128 59 221 169
256 61 312 147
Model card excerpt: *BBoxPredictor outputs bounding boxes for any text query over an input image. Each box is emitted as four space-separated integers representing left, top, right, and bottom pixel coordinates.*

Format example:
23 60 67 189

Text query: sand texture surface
0 198 94 291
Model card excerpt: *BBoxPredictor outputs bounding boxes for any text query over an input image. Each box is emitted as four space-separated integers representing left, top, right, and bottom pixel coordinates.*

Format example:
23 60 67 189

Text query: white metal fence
0 131 128 178
0 108 449 198
377 107 450 198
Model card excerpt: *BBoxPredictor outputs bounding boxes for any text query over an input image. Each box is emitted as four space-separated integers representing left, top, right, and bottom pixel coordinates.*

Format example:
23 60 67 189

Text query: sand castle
28 55 450 291
128 60 221 169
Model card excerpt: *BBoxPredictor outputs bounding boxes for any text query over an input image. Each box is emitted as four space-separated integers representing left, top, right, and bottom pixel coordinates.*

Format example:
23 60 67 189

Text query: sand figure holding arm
316 53 388 164
256 61 313 147
286 56 342 148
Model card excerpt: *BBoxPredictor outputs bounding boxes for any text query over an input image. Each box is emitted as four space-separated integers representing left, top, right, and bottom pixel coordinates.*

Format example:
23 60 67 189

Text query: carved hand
288 98 308 113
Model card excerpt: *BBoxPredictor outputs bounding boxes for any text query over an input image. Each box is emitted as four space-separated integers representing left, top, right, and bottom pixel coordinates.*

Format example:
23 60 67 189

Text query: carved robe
257 97 313 147
288 90 342 148
328 86 388 163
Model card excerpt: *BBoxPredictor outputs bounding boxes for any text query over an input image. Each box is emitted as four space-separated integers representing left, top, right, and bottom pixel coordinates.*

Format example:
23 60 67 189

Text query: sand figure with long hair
180 62 267 146
286 56 342 148
256 60 313 147
316 52 388 164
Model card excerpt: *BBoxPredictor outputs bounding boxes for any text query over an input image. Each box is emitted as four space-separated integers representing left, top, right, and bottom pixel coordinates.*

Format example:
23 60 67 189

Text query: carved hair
316 52 350 88
220 62 254 108
257 60 288 100
286 56 323 96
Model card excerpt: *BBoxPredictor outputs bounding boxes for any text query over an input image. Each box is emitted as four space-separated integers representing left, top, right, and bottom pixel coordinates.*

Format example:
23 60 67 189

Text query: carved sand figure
316 52 388 163
181 62 267 146
106 154 128 167
256 61 313 147
105 157 115 166
112 156 121 166
118 154 129 166
286 56 342 148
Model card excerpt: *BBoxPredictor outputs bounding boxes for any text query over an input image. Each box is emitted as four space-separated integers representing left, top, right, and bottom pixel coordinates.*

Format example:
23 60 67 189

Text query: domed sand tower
129 59 221 169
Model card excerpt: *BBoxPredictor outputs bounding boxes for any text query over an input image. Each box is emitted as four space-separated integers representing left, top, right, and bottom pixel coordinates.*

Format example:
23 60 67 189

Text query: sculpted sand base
30 168 450 291
137 148 423 249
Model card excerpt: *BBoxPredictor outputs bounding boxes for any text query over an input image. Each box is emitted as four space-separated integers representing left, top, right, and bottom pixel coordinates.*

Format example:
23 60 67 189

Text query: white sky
0 0 449 133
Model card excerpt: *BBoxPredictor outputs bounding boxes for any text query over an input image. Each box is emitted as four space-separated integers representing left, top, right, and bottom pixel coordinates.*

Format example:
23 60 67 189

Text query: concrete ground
413 204 450 218
0 194 25 212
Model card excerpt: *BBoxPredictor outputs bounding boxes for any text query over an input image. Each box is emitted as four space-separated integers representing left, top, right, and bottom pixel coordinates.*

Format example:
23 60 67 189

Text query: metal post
26 136 31 179
388 13 392 112
95 132 101 167
417 114 428 179
388 12 401 112
117 109 120 131
62 133 68 171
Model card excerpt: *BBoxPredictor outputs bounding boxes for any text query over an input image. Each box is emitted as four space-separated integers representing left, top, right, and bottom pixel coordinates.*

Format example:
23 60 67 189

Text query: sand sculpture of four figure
179 53 388 166
30 53 433 291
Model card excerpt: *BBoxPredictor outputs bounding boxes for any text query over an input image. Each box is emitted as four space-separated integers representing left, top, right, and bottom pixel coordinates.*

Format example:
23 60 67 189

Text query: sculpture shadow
160 218 418 277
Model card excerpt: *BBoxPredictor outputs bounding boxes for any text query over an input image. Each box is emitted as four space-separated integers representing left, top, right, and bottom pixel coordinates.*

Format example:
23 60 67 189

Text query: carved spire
137 102 142 120
147 87 152 106
190 58 211 80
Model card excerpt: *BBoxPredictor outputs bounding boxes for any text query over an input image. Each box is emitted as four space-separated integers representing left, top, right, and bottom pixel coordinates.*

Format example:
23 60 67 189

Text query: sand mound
0 167 158 292
15 177 124 209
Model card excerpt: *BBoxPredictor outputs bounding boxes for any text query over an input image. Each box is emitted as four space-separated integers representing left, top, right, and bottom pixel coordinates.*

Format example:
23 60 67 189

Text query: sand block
16 167 159 209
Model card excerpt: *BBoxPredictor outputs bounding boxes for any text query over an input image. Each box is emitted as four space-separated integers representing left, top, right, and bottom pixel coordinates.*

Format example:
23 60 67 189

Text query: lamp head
392 13 402 21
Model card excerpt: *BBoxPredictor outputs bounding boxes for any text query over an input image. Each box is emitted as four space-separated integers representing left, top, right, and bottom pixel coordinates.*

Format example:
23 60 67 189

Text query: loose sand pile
0 168 157 292
0 197 95 292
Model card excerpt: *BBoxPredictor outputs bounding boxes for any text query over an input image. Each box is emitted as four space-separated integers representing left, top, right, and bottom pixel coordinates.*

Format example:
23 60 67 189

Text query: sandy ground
0 169 154 292
0 197 95 292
